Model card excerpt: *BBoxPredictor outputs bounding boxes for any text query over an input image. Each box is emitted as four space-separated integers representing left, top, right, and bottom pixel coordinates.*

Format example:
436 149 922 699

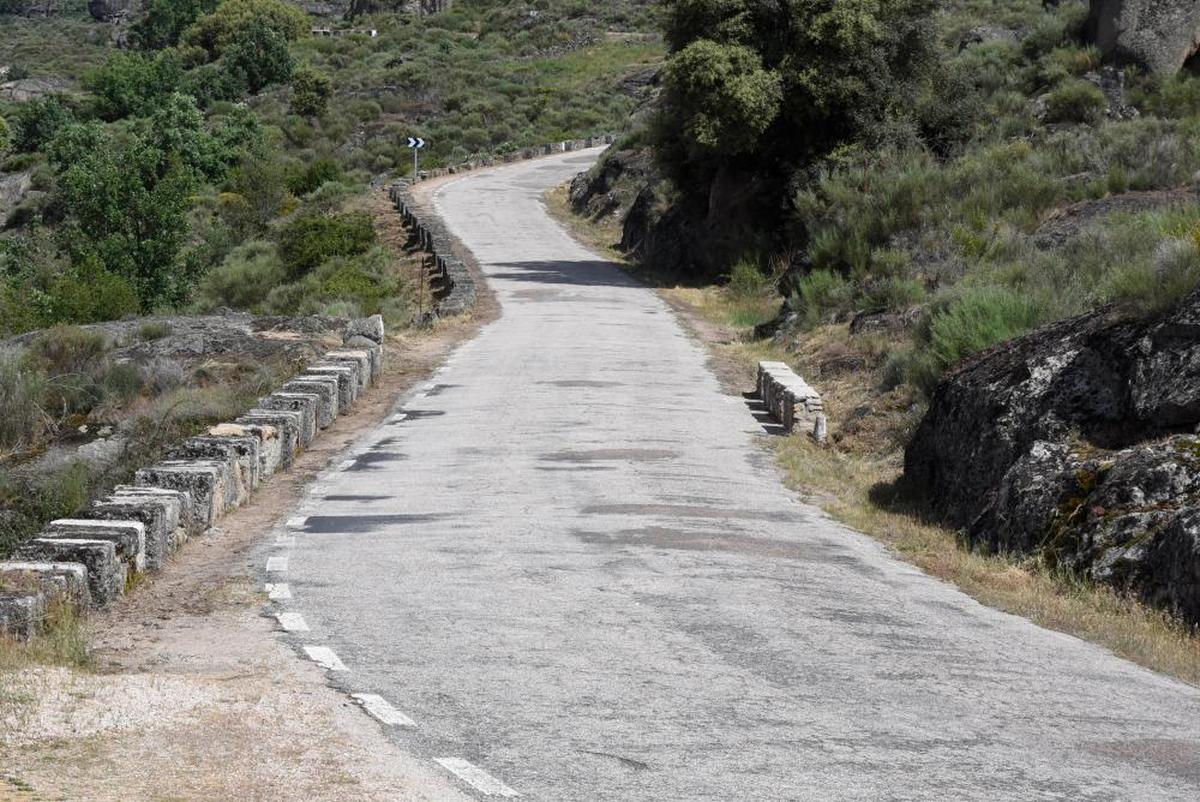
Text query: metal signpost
406 136 426 178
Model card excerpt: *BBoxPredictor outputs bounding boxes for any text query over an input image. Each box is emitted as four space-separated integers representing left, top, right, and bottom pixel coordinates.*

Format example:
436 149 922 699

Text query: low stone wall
757 361 827 442
0 316 388 641
387 133 617 317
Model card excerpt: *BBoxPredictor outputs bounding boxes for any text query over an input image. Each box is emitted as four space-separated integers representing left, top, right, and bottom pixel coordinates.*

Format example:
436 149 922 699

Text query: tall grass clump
0 353 46 452
927 285 1041 369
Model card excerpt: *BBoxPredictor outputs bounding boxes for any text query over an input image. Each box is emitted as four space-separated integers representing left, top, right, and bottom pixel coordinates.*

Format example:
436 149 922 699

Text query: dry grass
549 180 1200 687
0 599 91 734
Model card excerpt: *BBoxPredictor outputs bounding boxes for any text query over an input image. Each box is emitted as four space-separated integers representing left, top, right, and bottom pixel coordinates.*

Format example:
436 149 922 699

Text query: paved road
281 150 1200 800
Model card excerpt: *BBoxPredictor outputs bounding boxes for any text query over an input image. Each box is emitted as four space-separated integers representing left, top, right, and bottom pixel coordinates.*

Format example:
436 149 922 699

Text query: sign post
406 136 426 178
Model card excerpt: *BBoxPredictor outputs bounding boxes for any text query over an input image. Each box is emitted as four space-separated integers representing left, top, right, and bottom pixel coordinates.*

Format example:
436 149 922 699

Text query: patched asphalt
281 150 1200 800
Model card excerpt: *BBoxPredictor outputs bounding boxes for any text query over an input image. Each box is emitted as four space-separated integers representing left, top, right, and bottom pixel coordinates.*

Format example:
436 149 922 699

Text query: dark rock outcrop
569 147 655 221
1087 0 1200 74
87 0 135 22
903 286 1200 622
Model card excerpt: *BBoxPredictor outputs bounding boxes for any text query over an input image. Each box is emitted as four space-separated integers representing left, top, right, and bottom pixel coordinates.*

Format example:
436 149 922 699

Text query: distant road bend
282 150 1200 800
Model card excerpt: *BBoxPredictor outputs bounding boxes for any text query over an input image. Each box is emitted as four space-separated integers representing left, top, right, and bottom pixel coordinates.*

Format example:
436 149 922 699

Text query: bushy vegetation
631 0 1200 396
0 0 662 341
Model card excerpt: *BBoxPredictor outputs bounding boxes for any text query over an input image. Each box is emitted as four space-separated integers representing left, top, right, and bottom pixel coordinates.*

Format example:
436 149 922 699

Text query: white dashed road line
339 459 356 470
265 555 289 573
264 582 292 600
350 693 417 727
275 612 309 632
273 536 296 547
435 758 519 797
303 645 348 671
285 516 308 529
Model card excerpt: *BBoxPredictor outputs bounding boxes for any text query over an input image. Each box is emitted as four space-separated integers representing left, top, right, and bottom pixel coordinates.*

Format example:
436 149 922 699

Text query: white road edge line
351 693 417 727
264 582 292 600
273 536 296 547
265 555 288 573
275 612 309 632
339 459 356 470
285 516 307 529
303 645 348 671
435 758 519 797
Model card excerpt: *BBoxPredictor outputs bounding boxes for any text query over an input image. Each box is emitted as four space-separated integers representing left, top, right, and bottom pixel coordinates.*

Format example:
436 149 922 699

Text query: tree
223 20 294 93
45 95 255 308
85 50 184 121
183 0 309 56
8 95 74 153
132 0 221 50
662 40 781 155
290 66 332 118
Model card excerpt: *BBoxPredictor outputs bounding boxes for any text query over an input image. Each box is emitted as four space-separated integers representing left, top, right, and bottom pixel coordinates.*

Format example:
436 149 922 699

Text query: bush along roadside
0 316 386 641
388 133 617 319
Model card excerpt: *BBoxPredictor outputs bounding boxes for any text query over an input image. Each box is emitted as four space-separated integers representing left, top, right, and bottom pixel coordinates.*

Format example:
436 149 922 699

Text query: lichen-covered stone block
0 562 90 610
210 422 282 478
0 592 45 639
343 338 383 378
259 393 319 446
283 378 339 428
175 435 260 501
304 365 357 410
16 538 125 607
346 314 385 345
324 350 373 389
237 410 301 469
43 519 146 574
89 499 173 570
135 462 230 529
110 485 192 541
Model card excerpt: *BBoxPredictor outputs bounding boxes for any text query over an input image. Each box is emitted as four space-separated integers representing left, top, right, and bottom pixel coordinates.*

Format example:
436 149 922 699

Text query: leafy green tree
8 95 74 153
224 20 294 93
183 0 309 57
132 0 221 50
85 49 185 121
290 66 332 118
45 95 256 308
662 40 781 155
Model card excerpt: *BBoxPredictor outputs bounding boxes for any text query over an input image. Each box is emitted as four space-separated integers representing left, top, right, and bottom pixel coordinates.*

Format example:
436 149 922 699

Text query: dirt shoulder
0 206 485 800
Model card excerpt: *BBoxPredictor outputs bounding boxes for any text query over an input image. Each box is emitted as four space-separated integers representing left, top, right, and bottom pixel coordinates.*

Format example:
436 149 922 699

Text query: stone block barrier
0 315 388 640
387 132 617 318
757 361 828 442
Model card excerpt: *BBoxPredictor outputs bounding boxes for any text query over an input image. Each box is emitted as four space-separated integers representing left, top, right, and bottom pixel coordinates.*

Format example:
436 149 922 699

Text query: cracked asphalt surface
283 150 1200 800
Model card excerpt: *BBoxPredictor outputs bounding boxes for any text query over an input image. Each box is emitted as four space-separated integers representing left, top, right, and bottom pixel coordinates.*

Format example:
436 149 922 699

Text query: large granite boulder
903 285 1200 622
88 0 136 21
1088 0 1200 74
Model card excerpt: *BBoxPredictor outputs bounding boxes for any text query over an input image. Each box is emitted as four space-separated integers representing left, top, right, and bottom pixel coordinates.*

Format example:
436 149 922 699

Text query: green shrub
9 95 74 153
0 116 10 156
790 270 853 328
85 50 184 121
726 257 770 297
1043 79 1106 125
290 67 332 118
194 239 286 310
277 212 376 278
1131 74 1200 119
927 286 1040 370
99 362 145 403
46 266 141 325
1102 237 1200 314
23 325 111 377
288 156 341 196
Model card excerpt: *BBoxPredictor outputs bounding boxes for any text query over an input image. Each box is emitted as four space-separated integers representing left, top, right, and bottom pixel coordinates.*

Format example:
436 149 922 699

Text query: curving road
280 150 1200 800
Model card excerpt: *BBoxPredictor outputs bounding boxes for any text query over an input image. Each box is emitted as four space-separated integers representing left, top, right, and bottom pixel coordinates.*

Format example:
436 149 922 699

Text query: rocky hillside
903 287 1200 623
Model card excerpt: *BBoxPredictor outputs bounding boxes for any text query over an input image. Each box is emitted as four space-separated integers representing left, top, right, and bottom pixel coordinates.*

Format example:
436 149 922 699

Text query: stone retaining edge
387 133 618 318
0 315 388 640
757 361 828 442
